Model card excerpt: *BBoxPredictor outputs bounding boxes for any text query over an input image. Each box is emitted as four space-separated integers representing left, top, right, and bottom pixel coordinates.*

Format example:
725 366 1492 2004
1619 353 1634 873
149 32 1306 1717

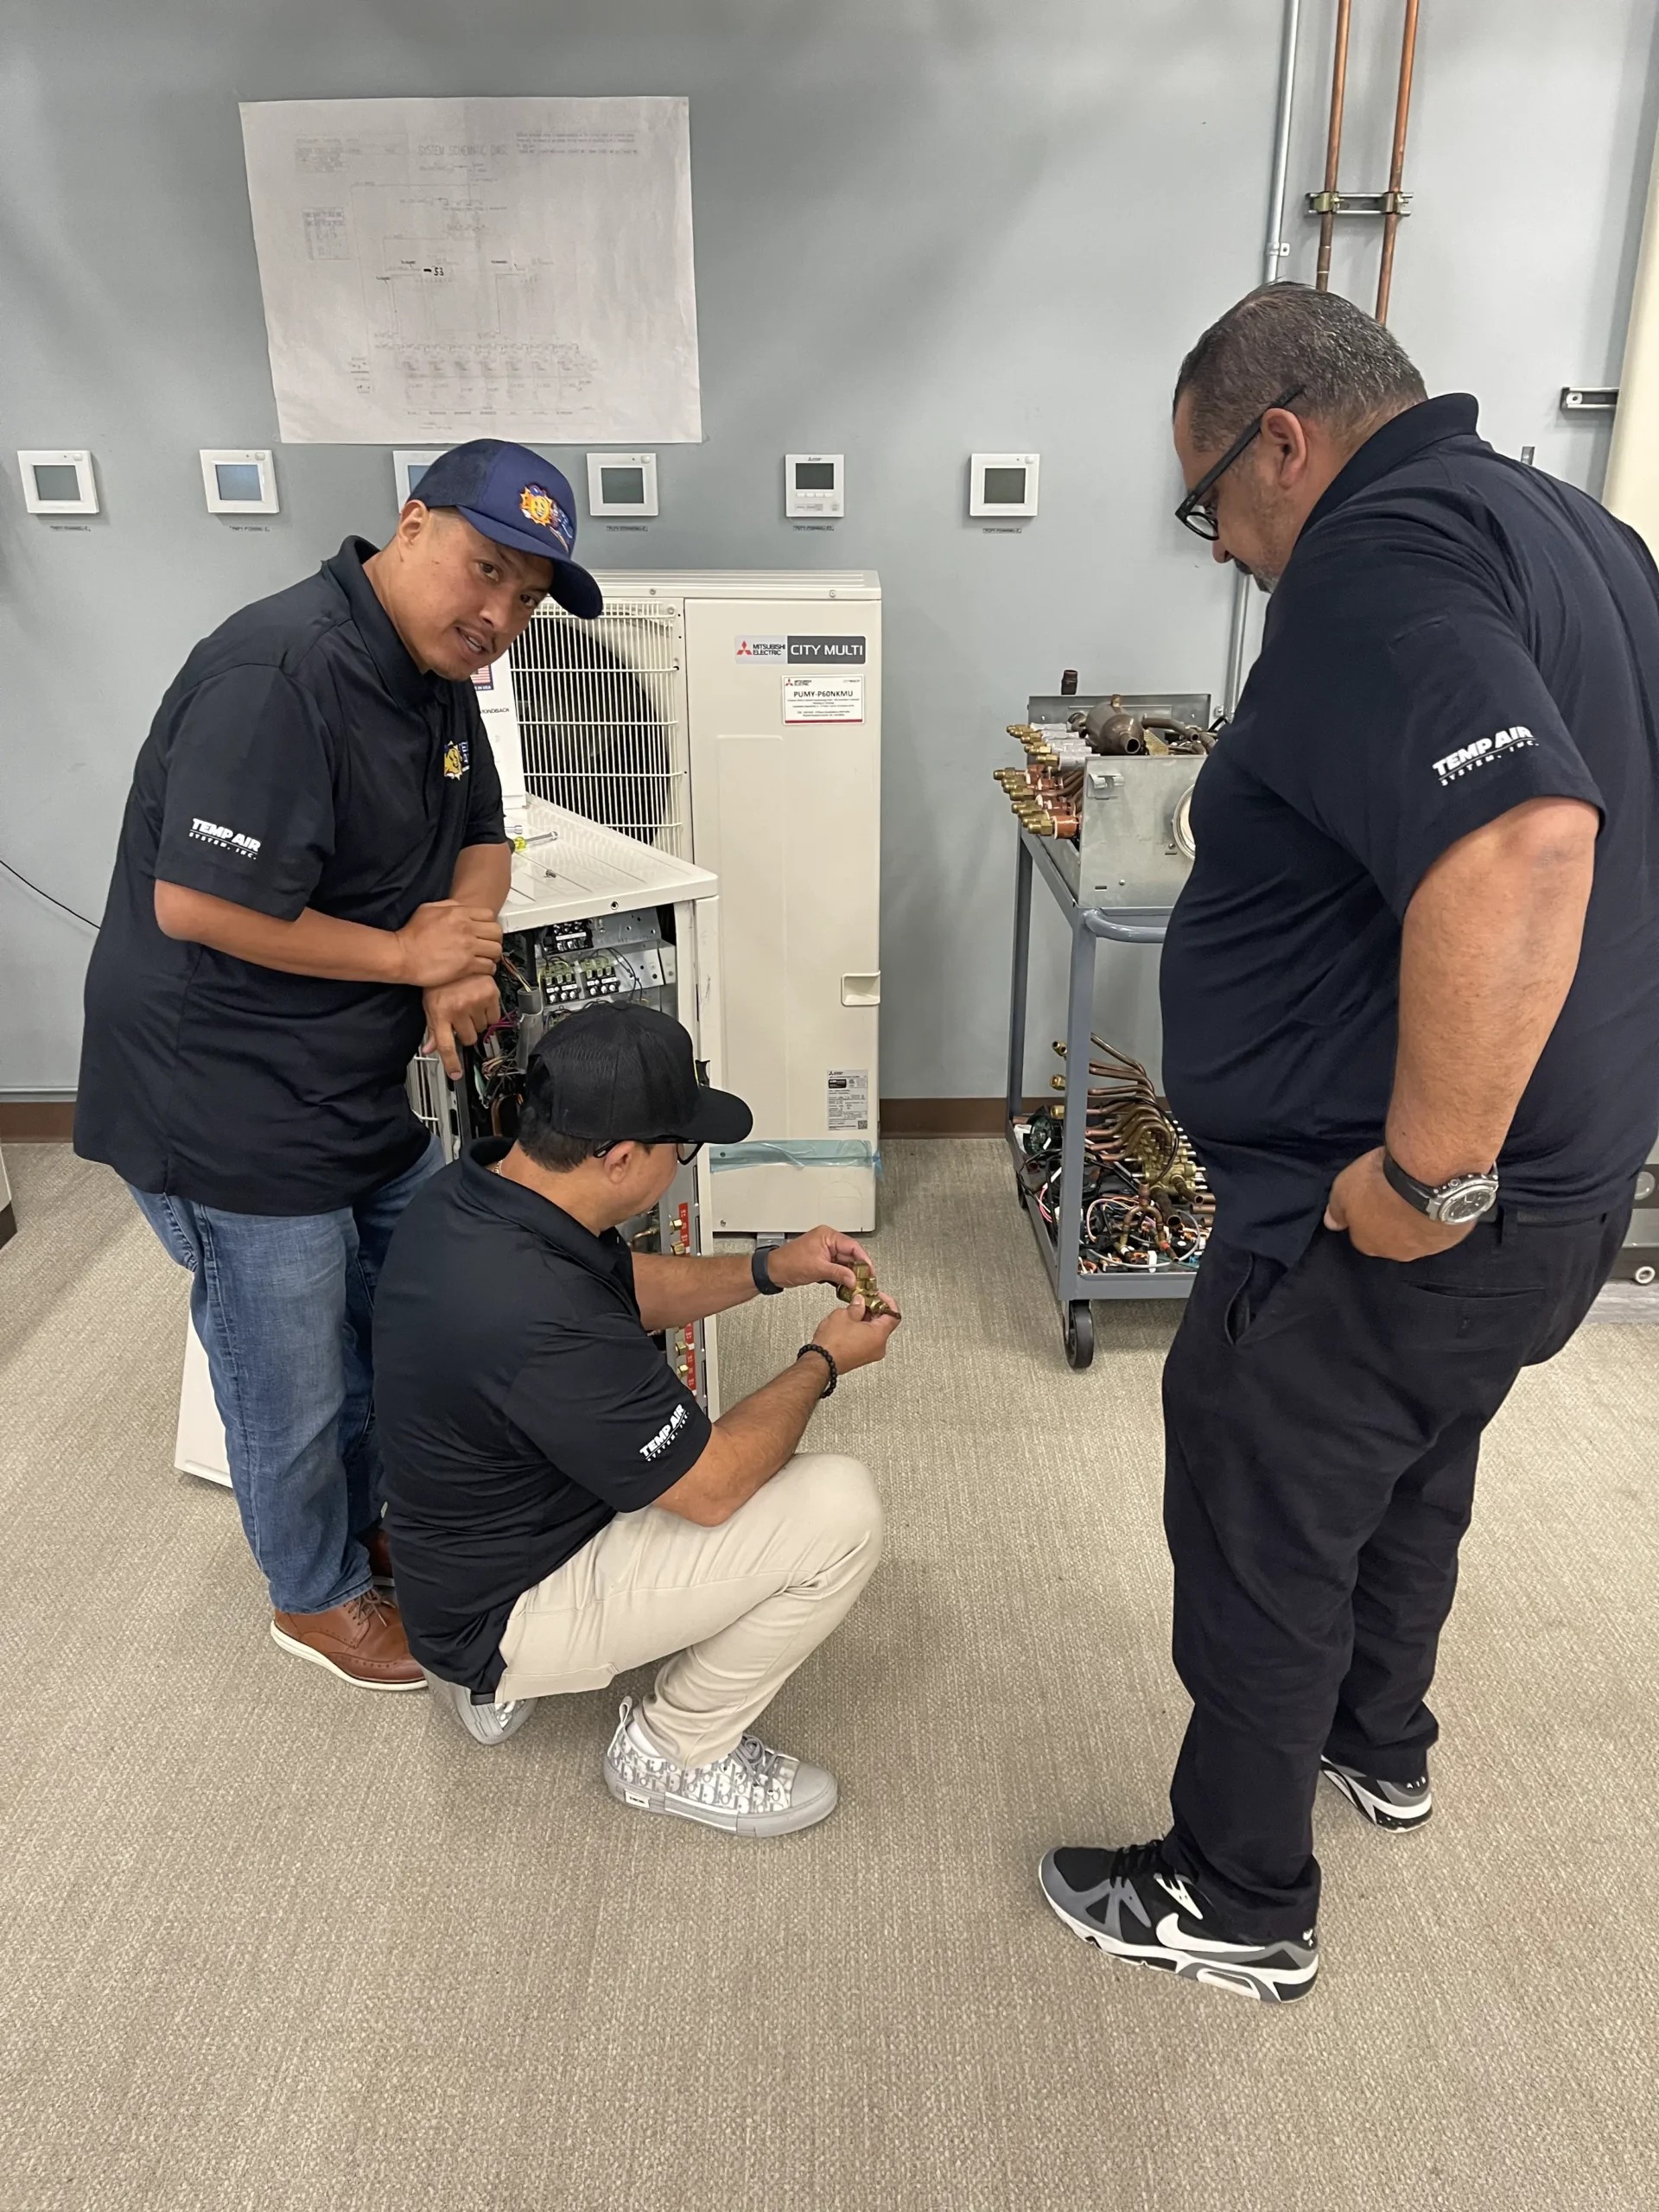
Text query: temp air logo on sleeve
518 484 574 556
189 817 262 856
442 738 470 780
1433 725 1536 785
639 1404 690 1463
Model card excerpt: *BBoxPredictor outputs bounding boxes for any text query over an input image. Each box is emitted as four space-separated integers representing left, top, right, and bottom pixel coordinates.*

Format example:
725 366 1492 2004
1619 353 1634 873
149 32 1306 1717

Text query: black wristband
796 1343 837 1398
752 1243 784 1296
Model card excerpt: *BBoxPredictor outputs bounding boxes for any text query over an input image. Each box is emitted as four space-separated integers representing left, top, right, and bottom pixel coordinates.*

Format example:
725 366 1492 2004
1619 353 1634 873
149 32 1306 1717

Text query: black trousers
1160 1205 1628 1942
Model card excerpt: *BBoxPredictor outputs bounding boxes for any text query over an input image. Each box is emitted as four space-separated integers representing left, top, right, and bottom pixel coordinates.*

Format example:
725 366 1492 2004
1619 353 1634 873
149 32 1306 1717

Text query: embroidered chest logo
442 738 470 780
1433 724 1535 786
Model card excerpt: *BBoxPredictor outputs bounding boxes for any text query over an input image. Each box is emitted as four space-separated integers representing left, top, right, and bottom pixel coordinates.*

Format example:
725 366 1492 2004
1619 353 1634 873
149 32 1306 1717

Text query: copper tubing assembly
1313 0 1421 326
1375 0 1421 322
994 726 1080 837
1314 0 1352 293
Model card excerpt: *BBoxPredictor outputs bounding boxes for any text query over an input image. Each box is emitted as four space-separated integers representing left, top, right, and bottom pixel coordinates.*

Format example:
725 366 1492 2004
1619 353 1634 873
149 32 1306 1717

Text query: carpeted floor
2 1138 1656 2212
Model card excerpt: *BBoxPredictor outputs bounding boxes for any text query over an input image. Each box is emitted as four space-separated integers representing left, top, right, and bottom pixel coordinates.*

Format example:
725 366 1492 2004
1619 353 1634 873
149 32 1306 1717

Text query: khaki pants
495 1452 883 1767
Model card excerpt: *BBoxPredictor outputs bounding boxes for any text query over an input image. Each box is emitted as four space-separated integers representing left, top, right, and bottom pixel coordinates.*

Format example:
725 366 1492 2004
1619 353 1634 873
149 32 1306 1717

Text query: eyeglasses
591 1136 704 1166
1175 385 1305 540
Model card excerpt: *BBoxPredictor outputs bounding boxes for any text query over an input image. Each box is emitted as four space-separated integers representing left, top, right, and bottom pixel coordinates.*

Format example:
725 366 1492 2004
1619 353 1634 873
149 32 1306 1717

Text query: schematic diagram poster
238 97 702 445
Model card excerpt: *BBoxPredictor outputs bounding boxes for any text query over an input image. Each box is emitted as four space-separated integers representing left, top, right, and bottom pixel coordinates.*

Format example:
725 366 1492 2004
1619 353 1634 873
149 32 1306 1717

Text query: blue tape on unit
708 1141 880 1173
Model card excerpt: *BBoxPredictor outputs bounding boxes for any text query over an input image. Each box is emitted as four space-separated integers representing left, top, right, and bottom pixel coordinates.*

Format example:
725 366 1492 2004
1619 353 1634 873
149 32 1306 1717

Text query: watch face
1436 1180 1498 1225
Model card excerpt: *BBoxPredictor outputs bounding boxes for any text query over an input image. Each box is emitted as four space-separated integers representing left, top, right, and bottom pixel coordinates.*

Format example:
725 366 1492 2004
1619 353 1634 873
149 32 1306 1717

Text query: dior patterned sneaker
423 1669 536 1747
603 1696 838 1837
1039 1841 1319 2005
1320 1758 1433 1831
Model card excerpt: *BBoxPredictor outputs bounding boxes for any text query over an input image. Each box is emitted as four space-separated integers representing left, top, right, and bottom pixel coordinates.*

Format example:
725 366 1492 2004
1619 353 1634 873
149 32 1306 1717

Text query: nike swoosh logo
1154 1914 1262 1956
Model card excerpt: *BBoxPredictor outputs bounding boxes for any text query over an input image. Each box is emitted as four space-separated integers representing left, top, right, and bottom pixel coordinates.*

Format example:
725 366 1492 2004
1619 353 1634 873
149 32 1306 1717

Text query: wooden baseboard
0 1096 1030 1145
0 1103 75 1141
880 1098 1040 1137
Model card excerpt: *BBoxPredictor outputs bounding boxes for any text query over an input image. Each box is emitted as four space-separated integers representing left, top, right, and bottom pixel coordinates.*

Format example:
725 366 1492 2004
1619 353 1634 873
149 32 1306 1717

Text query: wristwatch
1382 1150 1499 1225
751 1244 784 1296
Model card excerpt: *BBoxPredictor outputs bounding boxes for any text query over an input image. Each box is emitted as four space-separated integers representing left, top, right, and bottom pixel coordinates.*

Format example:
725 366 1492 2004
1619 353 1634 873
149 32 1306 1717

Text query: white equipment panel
19 450 99 514
173 802 728 1487
683 583 880 1233
505 571 882 1232
969 453 1039 518
785 454 845 518
200 449 279 514
587 453 659 517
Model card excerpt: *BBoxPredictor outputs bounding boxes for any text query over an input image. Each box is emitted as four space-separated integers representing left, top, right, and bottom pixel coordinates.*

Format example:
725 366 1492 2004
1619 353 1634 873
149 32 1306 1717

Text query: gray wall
4 0 1657 1100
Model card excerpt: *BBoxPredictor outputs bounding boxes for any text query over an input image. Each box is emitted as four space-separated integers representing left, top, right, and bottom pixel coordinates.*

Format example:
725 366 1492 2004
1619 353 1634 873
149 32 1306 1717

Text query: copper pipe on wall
1314 0 1353 291
1375 0 1422 323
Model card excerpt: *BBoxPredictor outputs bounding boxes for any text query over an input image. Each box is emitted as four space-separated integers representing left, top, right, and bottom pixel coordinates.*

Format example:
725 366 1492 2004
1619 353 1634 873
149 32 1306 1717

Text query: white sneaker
423 1669 535 1746
602 1696 838 1837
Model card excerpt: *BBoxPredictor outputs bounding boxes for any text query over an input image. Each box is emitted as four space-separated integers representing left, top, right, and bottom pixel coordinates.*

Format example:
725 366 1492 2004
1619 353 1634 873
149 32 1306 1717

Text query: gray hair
1174 283 1427 452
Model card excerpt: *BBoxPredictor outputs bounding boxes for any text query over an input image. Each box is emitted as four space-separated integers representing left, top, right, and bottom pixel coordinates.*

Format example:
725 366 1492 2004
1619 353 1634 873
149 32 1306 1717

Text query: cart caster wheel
1064 1301 1095 1370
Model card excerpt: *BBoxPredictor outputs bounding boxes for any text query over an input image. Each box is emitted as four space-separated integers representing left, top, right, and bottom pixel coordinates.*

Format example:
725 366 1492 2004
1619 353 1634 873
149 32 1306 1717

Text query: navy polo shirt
375 1142 710 1693
1161 395 1659 1264
75 538 505 1213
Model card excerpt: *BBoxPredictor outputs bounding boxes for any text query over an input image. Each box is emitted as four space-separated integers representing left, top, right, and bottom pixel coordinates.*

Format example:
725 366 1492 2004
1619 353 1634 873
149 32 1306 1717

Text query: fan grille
511 601 690 856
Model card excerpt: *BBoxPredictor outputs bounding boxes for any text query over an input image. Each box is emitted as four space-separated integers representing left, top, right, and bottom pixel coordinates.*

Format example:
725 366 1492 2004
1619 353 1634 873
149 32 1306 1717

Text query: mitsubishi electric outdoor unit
480 571 882 1235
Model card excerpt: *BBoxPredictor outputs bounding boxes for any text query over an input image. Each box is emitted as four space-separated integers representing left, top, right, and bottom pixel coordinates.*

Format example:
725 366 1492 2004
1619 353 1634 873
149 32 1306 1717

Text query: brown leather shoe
270 1591 426 1692
360 1521 394 1587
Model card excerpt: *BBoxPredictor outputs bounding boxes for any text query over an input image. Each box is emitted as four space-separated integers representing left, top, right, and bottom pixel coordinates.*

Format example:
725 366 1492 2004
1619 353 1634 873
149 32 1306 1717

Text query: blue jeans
130 1136 444 1615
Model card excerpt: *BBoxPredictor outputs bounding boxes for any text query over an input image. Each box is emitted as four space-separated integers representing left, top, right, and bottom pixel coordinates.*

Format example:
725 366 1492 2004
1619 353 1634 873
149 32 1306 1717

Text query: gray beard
1231 556 1279 595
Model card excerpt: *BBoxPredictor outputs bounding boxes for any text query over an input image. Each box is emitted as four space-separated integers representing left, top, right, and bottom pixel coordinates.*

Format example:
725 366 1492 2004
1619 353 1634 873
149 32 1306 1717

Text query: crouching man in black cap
372 1003 899 1837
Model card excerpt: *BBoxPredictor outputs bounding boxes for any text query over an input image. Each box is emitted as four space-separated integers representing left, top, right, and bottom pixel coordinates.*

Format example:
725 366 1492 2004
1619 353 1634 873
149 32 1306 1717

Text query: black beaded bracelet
752 1243 784 1295
796 1343 837 1398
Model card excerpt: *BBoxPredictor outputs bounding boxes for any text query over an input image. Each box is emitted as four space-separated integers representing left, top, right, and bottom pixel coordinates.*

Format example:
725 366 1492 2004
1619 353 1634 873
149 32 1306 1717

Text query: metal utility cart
1004 825 1189 1368
998 690 1215 1370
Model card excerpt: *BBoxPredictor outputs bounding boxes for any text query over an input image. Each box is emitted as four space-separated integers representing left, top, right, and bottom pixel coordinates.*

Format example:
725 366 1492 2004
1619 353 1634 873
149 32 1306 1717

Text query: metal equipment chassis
1003 823 1193 1370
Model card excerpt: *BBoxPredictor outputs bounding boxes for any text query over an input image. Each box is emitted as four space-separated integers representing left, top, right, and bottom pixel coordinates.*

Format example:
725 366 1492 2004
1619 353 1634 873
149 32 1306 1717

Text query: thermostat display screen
600 465 646 505
982 466 1028 505
215 462 264 502
793 461 837 492
406 463 431 494
33 464 82 502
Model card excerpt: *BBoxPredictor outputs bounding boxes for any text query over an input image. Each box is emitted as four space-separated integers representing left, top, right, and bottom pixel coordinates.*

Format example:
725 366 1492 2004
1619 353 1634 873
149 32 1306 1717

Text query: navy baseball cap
525 1004 753 1147
410 440 603 620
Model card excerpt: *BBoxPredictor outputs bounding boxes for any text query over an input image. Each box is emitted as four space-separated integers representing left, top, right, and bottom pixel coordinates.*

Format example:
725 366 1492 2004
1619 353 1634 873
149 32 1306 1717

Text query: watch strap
796 1343 837 1397
1381 1151 1437 1214
752 1243 784 1295
1382 1149 1497 1219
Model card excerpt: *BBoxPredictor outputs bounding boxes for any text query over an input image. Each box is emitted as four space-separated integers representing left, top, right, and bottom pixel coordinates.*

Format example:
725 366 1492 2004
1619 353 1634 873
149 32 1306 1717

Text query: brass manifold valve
993 728 1077 837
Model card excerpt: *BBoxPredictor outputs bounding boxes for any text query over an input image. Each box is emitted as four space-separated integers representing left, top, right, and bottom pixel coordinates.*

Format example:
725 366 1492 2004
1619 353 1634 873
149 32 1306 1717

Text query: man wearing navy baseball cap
77 440 601 1694
372 1003 900 1838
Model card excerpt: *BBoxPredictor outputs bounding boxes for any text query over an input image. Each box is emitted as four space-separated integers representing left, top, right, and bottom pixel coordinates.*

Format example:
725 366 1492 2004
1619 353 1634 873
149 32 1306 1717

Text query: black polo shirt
75 538 505 1213
375 1142 711 1693
1161 395 1659 1264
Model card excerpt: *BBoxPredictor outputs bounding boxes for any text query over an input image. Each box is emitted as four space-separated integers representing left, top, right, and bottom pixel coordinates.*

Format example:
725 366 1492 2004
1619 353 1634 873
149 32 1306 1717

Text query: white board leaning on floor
238 96 702 447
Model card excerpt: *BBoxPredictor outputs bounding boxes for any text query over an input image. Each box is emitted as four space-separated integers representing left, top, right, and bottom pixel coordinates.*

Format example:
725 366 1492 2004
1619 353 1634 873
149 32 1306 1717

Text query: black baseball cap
410 440 603 620
525 1004 753 1147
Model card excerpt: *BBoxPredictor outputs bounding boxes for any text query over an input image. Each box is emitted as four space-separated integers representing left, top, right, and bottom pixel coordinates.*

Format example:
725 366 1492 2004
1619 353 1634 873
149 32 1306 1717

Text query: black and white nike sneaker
1320 1758 1433 1832
1039 1842 1319 2005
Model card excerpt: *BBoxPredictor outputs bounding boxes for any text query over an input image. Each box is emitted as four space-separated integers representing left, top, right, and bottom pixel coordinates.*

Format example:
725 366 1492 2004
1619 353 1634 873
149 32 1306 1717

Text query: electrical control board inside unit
466 905 678 1142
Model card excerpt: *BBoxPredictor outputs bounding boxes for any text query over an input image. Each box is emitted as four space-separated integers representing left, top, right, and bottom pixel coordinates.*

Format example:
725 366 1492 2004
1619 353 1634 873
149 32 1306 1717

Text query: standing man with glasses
372 1003 898 1837
1039 283 1659 2000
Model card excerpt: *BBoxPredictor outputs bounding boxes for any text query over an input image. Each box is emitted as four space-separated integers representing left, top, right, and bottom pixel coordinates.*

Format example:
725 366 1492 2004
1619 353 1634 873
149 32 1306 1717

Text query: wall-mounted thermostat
393 449 446 505
785 454 844 518
587 452 658 518
969 452 1040 518
19 450 99 515
200 449 279 514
